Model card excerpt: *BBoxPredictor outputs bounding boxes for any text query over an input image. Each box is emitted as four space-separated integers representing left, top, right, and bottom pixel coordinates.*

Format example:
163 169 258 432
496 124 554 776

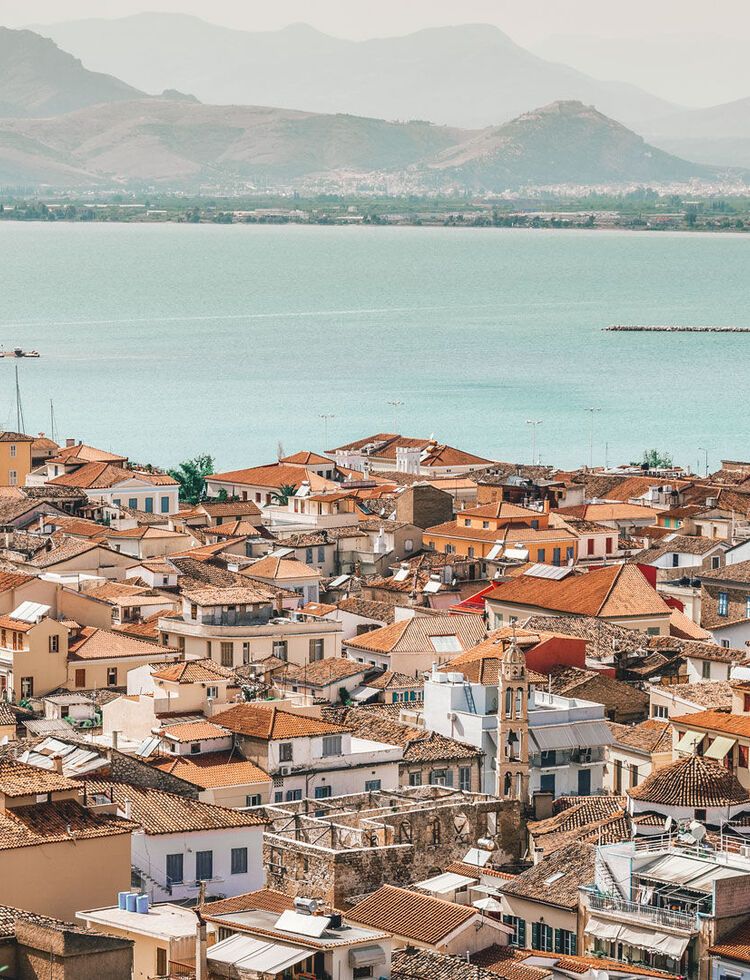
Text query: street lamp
387 400 404 433
698 447 709 477
320 414 335 447
585 407 602 469
526 420 543 465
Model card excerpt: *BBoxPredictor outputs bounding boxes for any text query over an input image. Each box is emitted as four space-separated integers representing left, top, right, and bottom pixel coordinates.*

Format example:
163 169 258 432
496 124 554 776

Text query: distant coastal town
2 425 750 977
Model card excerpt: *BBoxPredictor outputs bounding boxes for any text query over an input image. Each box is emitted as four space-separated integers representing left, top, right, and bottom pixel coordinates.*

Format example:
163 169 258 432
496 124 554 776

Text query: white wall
685 656 733 683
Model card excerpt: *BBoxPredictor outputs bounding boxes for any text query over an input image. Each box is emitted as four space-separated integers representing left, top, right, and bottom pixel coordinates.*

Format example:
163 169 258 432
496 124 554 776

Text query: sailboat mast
14 364 25 434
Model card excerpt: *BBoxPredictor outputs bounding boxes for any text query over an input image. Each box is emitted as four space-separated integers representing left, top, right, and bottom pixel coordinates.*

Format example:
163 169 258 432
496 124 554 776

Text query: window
712 554 721 568
566 547 574 561
503 915 526 947
246 794 262 807
161 496 170 513
317 546 326 563
220 641 233 667
74 669 86 688
430 769 453 787
20 676 33 698
614 759 623 793
746 596 750 620
482 521 490 529
532 922 554 952
722 639 730 649
231 847 248 875
740 745 749 769
195 850 213 881
274 791 283 803
7 470 16 486
629 764 639 788
702 659 712 679
540 773 555 795
190 603 198 621
408 771 422 787
652 704 668 719
107 667 118 687
273 640 288 661
555 929 577 955
9 444 15 457
144 497 154 513
540 750 557 768
718 591 729 616
206 685 218 700
646 627 660 636
309 638 324 662
128 498 138 509
166 853 184 885
464 518 471 526
459 766 471 791
353 967 373 980
305 547 313 563
587 538 594 555
156 948 167 976
286 789 302 801
314 785 332 799
552 547 561 566
431 819 441 844
365 779 381 792
242 642 251 664
537 548 545 563
190 742 201 755
279 742 293 763
467 546 475 559
322 734 342 757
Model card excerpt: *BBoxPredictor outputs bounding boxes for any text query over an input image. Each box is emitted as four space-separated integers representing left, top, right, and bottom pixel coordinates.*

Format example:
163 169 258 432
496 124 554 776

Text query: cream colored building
0 607 69 700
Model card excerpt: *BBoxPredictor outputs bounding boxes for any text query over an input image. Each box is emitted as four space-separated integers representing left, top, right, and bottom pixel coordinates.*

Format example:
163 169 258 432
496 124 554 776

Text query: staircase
132 864 170 898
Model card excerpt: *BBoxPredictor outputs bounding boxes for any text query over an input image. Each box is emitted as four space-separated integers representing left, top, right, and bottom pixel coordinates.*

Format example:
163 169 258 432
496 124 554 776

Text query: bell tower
496 635 530 802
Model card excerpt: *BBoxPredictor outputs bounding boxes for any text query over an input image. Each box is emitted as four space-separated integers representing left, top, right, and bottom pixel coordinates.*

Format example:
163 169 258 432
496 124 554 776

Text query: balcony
588 891 698 932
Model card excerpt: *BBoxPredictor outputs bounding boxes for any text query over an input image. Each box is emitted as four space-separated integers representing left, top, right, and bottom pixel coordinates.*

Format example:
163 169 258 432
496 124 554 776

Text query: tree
269 484 297 505
640 449 673 470
167 454 214 503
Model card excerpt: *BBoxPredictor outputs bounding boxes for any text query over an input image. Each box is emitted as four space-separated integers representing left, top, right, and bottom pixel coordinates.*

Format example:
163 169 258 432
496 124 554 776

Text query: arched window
515 688 524 717
398 821 412 844
503 772 512 796
431 819 441 845
505 687 513 717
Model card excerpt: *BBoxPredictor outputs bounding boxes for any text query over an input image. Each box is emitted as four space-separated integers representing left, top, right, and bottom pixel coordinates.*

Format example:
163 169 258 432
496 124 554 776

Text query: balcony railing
588 891 698 931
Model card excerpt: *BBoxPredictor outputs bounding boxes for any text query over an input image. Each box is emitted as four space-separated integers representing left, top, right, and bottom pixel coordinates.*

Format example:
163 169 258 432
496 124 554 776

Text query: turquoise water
0 222 748 472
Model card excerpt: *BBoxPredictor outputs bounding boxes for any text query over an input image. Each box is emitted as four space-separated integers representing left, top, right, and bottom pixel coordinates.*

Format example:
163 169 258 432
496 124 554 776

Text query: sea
1 222 749 473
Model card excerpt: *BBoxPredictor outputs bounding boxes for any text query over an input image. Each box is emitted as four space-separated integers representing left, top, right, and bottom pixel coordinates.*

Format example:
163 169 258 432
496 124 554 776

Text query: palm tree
167 454 214 504
269 483 297 506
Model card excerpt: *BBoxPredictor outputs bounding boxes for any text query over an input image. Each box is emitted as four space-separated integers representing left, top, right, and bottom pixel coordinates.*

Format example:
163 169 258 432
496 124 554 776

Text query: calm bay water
0 222 749 472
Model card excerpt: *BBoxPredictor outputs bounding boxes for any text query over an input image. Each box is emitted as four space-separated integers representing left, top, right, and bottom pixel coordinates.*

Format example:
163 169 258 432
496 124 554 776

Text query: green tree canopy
168 454 214 503
640 449 673 470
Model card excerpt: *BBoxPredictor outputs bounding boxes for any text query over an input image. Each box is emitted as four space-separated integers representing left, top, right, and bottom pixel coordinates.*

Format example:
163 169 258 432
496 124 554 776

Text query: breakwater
606 325 750 333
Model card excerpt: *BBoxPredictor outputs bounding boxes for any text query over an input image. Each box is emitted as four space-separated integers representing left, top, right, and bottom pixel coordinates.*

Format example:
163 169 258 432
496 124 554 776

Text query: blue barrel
125 893 137 912
117 892 129 910
136 895 149 915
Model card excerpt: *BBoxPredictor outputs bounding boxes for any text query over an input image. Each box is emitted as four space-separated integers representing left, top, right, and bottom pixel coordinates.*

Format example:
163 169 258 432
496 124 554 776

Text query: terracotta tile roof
547 666 649 715
471 946 551 980
346 614 485 655
555 502 660 522
83 781 265 833
420 444 493 468
663 681 734 709
460 502 543 521
0 431 34 443
500 840 594 909
280 451 335 466
529 795 626 837
394 948 514 980
608 719 673 754
0 758 80 796
0 798 134 851
299 601 337 617
152 659 234 684
68 627 175 661
486 563 670 618
426 520 577 545
150 752 270 788
179 584 273 605
323 707 481 762
201 888 293 918
245 554 320 581
672 707 750 738
26 538 104 568
668 607 711 640
210 703 349 740
365 670 421 691
106 526 183 540
279 657 367 687
445 861 515 881
47 462 134 489
629 753 750 806
161 721 229 742
48 443 126 464
348 884 476 944
0 615 37 633
208 463 337 491
201 500 263 518
114 612 173 641
0 571 35 593
709 917 750 965
481 949 674 980
328 433 425 455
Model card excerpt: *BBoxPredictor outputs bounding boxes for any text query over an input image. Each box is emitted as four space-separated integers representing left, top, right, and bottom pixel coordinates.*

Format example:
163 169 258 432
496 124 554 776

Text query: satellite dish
689 820 706 843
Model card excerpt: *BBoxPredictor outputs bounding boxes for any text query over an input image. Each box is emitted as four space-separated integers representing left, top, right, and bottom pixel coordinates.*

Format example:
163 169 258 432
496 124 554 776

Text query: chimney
543 498 551 514
111 730 119 752
52 755 63 775
66 438 75 448
124 798 132 820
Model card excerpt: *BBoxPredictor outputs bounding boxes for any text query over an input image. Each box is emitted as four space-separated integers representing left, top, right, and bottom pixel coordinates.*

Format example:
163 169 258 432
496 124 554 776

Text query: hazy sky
5 0 750 45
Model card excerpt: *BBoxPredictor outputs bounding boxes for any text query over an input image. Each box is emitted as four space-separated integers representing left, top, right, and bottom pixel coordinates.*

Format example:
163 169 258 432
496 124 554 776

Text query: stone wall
397 485 454 530
109 749 200 798
13 921 133 980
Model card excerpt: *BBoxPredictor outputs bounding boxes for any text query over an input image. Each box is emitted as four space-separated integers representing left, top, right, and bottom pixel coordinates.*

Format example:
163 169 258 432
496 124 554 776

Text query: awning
350 686 379 702
617 925 689 960
654 934 691 959
674 730 703 754
530 720 613 752
415 872 476 894
349 945 385 967
207 934 310 973
704 735 736 760
585 917 622 941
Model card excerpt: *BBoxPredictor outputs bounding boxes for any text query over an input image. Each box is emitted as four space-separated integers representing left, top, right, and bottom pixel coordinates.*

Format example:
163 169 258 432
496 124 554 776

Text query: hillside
32 14 677 129
0 26 144 118
0 98 719 192
427 101 713 189
645 97 750 168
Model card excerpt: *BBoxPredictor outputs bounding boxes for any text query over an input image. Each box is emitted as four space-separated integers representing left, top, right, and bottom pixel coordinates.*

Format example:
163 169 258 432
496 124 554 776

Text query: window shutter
518 919 526 948
531 922 540 950
555 929 563 954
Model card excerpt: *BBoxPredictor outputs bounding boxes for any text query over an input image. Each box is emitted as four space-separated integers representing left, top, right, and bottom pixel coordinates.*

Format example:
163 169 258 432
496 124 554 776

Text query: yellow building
0 612 69 701
0 431 33 487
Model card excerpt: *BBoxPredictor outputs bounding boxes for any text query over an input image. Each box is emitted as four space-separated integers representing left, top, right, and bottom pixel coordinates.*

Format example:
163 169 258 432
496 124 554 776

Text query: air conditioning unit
740 844 750 859
279 766 291 776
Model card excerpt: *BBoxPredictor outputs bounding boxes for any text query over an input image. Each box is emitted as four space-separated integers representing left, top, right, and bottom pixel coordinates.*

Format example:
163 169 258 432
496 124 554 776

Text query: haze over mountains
0 21 744 191
31 14 678 129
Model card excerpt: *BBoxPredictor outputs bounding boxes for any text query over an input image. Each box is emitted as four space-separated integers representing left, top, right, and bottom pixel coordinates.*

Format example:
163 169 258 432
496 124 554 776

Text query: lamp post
320 414 335 447
585 407 602 469
387 400 404 433
698 446 709 477
526 419 543 465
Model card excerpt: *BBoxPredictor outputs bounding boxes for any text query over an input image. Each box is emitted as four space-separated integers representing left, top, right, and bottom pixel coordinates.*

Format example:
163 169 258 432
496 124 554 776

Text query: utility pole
585 407 601 469
526 419 543 465
698 446 709 477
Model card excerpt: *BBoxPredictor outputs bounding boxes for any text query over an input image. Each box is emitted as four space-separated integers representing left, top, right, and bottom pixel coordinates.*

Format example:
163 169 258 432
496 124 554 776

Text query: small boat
1 348 40 358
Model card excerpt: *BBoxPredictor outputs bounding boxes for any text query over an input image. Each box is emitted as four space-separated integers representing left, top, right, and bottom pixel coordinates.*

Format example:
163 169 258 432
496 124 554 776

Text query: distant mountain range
30 14 678 129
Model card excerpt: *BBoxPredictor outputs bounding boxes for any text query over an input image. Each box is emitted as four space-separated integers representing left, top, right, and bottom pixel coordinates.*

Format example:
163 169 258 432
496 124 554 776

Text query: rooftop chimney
52 755 63 775
65 438 75 447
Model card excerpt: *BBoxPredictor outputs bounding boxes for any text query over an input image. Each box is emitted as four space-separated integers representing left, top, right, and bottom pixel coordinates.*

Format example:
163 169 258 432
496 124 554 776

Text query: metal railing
588 891 697 931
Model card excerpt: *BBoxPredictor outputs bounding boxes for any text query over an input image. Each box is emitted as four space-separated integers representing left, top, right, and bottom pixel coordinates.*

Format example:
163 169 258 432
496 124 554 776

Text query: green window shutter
518 919 526 948
555 929 563 954
531 922 540 950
